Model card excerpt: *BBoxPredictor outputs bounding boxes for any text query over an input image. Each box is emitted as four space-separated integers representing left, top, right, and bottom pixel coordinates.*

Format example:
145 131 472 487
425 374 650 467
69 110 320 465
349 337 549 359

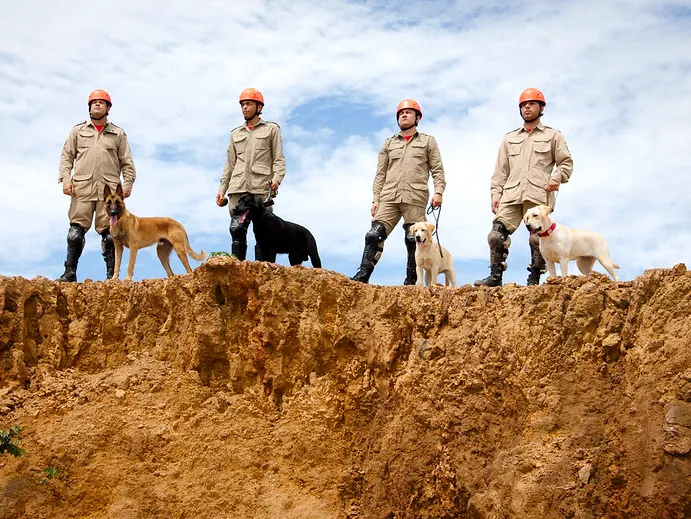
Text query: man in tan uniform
216 88 286 260
57 89 136 282
474 88 573 287
351 99 446 285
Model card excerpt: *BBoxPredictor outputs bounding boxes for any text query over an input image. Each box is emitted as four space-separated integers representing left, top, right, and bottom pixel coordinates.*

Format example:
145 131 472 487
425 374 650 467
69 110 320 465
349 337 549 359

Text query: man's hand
270 179 279 192
62 182 74 196
491 199 500 214
216 193 226 207
430 193 442 208
545 178 560 192
123 188 132 198
370 202 379 218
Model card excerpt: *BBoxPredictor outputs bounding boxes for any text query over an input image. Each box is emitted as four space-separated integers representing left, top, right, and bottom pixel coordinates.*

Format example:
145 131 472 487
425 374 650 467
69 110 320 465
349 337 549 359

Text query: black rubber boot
231 241 247 261
474 221 510 287
351 222 387 284
229 215 250 261
402 223 417 285
57 224 85 282
526 233 546 286
474 264 505 287
526 268 542 286
101 230 115 279
351 261 375 283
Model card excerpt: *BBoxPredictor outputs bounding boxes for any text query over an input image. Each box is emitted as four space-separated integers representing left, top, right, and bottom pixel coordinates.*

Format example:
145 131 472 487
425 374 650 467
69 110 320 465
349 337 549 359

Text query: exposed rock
1 259 690 518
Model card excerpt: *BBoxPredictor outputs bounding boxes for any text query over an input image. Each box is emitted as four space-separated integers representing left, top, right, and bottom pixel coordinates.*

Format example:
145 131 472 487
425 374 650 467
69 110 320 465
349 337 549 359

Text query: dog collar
538 222 557 237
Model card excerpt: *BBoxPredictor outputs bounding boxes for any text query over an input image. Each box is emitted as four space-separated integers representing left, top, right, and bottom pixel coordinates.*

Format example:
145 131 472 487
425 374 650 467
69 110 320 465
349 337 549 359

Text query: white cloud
1 0 689 283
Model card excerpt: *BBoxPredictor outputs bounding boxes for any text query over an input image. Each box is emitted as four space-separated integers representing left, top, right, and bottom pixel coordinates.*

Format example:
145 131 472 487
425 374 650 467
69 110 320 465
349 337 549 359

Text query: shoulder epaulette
505 127 522 135
231 124 245 132
73 121 88 128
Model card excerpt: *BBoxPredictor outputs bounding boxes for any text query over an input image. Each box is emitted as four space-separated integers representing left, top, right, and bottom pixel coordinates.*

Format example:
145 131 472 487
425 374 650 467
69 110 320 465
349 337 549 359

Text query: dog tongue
110 215 118 227
237 211 248 224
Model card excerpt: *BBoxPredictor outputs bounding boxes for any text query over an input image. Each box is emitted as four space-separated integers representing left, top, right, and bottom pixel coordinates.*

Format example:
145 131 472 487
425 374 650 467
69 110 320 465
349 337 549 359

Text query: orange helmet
88 89 112 107
239 88 264 105
518 88 546 107
396 99 422 119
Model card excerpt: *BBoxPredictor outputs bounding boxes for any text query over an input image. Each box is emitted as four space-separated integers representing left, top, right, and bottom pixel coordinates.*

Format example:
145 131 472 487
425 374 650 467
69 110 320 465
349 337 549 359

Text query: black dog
232 194 322 268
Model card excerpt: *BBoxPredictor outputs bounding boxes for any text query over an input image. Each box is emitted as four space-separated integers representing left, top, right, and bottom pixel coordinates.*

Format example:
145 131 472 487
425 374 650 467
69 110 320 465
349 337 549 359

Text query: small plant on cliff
209 251 231 257
40 466 59 485
0 425 25 457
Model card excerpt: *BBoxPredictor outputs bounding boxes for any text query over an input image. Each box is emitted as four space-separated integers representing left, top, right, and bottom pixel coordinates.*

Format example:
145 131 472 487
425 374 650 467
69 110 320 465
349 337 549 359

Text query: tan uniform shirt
491 124 572 206
373 131 446 207
58 121 136 201
219 119 286 195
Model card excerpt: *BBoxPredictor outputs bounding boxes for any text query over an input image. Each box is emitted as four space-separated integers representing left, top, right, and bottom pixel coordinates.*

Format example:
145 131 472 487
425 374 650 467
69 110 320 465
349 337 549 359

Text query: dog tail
185 236 206 261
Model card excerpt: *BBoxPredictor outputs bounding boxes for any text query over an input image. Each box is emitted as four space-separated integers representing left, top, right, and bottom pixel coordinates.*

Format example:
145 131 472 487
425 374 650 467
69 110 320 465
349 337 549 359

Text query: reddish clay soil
1 259 690 518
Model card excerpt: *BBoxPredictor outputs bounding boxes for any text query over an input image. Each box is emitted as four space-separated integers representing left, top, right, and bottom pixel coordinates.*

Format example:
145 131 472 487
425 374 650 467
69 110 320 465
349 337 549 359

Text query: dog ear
116 183 124 197
427 222 435 233
103 184 112 198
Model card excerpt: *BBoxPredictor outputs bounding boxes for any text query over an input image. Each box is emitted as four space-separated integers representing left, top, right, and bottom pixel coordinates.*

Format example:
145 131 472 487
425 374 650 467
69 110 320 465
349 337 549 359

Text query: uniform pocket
389 147 403 160
525 168 550 204
411 143 426 158
533 140 551 153
528 168 549 187
233 133 248 155
532 139 554 171
250 164 271 192
253 128 271 149
507 138 523 156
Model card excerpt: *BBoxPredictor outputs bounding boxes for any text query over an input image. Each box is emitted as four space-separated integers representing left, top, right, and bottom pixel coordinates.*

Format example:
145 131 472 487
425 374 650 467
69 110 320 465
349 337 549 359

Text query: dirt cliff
1 259 690 519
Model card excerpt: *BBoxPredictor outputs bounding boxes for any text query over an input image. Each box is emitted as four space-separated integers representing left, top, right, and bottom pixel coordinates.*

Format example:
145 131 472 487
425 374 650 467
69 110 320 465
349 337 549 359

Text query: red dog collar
538 222 557 237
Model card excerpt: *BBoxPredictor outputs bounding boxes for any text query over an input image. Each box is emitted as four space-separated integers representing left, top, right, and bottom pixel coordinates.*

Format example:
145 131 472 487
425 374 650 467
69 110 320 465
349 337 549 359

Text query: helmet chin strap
90 112 108 122
243 103 263 121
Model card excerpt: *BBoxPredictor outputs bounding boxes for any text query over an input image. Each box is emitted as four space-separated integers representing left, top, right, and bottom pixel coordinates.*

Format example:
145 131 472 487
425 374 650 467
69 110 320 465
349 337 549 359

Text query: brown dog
104 184 205 280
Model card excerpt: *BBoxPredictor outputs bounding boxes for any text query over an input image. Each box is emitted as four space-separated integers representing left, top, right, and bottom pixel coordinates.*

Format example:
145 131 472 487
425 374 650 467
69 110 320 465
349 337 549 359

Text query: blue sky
1 0 690 287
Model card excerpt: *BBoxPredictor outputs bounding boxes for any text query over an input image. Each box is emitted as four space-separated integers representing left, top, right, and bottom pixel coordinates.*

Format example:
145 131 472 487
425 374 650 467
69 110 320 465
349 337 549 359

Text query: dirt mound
1 259 690 518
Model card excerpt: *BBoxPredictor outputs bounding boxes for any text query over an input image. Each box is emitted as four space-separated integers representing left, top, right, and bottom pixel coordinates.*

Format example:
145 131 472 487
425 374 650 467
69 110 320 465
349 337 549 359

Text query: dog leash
263 181 278 207
426 204 444 258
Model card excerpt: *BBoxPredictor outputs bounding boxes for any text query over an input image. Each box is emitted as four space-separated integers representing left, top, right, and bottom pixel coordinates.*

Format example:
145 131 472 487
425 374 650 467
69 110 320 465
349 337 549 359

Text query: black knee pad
488 221 510 249
100 230 114 254
528 232 540 250
365 221 387 245
528 232 546 271
229 215 249 241
67 224 85 248
402 223 416 249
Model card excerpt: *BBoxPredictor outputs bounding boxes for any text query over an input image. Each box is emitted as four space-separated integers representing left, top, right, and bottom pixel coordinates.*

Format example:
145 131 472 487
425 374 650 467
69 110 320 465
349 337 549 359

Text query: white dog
523 205 620 281
411 222 456 287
